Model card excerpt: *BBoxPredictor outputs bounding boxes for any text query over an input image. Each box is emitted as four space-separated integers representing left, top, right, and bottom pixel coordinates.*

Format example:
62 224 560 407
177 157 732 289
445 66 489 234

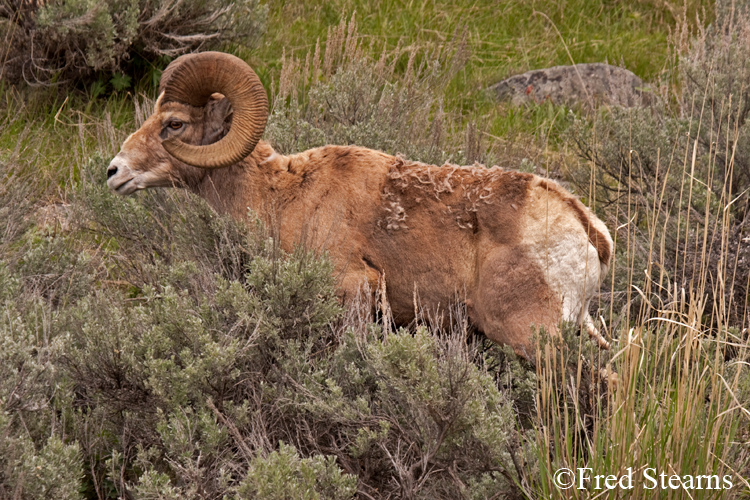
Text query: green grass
242 0 711 161
2 0 711 180
0 87 138 193
257 0 710 112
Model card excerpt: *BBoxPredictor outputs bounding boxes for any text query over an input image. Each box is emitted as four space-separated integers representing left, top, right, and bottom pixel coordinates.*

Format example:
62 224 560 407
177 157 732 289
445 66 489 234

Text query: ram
107 51 613 359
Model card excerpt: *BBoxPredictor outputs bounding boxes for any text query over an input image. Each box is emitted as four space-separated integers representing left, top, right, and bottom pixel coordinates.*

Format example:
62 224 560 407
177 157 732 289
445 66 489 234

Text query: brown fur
107 94 613 359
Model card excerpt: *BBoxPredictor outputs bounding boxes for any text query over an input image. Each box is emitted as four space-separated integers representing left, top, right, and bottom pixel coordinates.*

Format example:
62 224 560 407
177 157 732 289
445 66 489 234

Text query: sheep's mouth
114 178 135 194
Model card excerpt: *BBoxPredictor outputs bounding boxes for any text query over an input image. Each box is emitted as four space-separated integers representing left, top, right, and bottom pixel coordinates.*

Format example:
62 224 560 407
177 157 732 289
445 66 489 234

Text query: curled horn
159 52 268 169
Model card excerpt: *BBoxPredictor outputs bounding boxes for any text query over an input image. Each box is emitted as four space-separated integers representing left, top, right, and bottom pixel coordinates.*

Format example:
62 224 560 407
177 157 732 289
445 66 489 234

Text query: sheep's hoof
586 323 611 350
599 367 619 390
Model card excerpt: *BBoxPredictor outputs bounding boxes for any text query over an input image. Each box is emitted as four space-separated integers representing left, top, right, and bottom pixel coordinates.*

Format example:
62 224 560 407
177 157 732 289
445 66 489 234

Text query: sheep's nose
107 164 118 179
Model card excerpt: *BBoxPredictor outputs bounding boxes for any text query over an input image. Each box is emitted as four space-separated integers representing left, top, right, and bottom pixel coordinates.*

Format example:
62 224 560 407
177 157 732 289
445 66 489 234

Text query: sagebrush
0 0 267 87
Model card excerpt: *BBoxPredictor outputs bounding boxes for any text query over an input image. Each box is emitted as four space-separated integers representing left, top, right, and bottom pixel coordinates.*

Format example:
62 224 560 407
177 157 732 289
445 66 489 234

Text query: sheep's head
107 52 268 195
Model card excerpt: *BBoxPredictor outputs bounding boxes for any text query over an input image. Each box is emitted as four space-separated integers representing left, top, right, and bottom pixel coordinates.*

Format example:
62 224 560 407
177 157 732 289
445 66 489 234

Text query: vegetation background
1 0 749 498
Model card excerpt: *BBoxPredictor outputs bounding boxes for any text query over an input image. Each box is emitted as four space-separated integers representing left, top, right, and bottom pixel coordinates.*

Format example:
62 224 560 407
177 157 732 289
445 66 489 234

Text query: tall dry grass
531 20 750 492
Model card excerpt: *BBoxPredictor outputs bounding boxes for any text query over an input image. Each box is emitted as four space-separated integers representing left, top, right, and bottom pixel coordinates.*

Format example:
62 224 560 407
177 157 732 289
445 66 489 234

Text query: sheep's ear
202 94 234 145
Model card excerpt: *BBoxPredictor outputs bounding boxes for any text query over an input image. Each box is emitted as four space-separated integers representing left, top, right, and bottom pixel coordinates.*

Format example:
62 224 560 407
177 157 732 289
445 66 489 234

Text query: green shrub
0 0 267 87
266 323 521 499
0 263 85 499
0 427 84 500
57 249 522 497
234 442 356 500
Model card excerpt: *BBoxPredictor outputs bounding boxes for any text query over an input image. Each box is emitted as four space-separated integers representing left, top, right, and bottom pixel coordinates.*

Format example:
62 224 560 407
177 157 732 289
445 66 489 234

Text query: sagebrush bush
0 0 267 87
0 158 88 498
0 264 85 499
234 442 357 500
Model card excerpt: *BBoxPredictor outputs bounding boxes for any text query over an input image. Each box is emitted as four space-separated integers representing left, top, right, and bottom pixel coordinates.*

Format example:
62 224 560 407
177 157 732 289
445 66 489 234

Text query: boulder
489 63 650 108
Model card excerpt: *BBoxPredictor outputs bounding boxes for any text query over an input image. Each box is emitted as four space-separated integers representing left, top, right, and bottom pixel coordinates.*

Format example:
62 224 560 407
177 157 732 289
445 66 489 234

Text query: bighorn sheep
107 51 613 359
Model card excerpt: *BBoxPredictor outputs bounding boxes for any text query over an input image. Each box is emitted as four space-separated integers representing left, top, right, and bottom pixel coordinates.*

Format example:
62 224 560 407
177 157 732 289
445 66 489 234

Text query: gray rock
489 63 650 108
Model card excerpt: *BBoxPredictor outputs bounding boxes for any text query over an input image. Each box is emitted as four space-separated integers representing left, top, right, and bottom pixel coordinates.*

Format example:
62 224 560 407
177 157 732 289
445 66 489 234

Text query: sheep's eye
168 120 182 130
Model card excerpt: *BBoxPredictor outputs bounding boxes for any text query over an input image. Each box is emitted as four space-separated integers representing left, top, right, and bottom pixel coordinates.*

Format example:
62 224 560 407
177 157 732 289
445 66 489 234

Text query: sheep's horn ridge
159 51 268 169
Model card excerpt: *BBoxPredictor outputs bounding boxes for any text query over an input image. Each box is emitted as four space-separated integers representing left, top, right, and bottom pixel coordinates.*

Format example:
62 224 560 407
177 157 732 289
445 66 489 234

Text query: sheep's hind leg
583 313 610 350
337 260 382 309
470 247 561 362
